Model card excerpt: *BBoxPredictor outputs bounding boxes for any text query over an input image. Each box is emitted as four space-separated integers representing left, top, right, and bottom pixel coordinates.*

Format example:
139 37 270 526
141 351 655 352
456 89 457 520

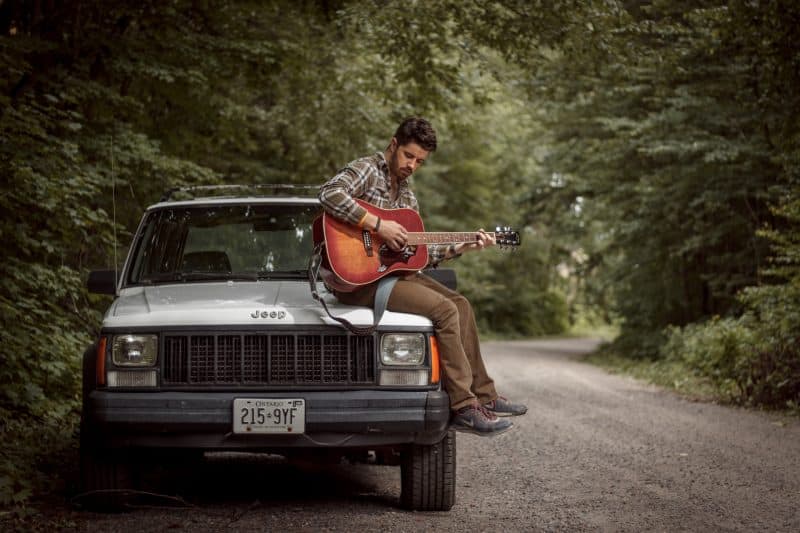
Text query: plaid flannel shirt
318 152 451 268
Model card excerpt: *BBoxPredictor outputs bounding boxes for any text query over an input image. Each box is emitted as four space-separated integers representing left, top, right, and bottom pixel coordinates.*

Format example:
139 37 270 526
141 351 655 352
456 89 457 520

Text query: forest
1 0 798 506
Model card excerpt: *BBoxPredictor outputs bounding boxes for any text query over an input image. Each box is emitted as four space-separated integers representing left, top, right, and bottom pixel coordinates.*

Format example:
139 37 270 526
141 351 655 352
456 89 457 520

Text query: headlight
112 334 158 366
380 334 425 366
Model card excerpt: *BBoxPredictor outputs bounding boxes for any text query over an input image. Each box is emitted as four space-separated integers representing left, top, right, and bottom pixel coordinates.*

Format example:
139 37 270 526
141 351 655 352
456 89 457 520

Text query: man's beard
389 152 408 180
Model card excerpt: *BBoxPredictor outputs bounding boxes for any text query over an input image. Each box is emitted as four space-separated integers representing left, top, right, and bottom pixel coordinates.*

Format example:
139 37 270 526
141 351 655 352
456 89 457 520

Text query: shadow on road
77 452 400 512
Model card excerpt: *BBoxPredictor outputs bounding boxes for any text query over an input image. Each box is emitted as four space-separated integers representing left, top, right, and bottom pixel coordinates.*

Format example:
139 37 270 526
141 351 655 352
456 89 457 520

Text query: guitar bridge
362 230 373 257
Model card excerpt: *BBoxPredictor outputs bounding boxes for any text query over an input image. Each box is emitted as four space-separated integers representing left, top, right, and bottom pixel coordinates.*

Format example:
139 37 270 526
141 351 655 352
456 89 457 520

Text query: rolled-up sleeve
426 244 452 268
402 194 453 268
319 165 370 225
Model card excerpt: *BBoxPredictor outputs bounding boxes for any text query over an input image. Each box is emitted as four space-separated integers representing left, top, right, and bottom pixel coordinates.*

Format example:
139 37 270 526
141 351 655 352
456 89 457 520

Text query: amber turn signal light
96 337 107 386
430 336 440 384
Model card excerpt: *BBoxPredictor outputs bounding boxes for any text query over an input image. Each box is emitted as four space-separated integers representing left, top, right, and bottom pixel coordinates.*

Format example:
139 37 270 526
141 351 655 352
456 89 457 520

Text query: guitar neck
406 232 490 245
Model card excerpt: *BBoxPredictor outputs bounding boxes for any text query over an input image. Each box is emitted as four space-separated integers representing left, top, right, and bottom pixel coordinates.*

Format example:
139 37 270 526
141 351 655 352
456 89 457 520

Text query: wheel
78 344 134 511
78 431 134 512
400 430 456 511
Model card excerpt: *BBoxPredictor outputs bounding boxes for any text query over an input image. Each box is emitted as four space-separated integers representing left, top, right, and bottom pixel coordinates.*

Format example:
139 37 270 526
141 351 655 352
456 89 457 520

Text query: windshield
126 203 320 285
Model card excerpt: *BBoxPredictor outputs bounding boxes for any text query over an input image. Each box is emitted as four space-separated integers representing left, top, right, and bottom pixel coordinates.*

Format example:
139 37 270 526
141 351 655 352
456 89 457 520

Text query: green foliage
457 230 569 337
661 318 753 401
662 158 800 407
532 0 783 348
457 0 800 406
1 0 798 508
0 0 572 507
0 412 78 507
494 1 800 362
661 299 800 408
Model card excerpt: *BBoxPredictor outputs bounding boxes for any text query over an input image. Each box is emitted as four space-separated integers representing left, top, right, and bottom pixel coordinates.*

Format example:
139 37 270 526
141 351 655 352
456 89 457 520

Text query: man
319 117 527 435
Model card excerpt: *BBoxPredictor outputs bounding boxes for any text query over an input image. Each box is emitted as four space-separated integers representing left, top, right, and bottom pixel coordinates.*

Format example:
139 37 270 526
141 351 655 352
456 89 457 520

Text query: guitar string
407 232 496 244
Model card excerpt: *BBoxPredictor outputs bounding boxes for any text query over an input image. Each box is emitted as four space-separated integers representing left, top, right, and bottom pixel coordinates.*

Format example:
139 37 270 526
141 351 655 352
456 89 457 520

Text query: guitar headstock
495 226 521 248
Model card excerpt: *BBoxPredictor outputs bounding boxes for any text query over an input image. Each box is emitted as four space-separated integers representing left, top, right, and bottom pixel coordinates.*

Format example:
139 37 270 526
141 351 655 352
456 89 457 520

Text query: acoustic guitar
312 199 520 292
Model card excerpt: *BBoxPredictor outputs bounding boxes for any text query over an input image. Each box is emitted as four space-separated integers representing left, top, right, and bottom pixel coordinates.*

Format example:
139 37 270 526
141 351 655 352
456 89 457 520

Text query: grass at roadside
583 350 721 402
570 319 723 403
585 349 800 420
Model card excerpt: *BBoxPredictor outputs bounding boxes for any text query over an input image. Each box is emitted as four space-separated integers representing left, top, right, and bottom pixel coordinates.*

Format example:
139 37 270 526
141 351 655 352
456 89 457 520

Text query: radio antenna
111 131 118 290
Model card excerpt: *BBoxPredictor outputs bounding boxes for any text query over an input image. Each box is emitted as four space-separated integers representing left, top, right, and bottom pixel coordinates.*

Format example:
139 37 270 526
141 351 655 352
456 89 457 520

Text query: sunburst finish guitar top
313 199 520 292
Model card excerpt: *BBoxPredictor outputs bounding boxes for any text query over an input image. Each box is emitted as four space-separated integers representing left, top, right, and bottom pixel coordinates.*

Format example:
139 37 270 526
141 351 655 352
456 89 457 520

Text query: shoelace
475 402 498 421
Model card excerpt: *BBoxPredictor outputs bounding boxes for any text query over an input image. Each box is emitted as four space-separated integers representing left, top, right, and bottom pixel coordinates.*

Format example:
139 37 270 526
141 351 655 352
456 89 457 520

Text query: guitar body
314 200 429 292
313 199 519 293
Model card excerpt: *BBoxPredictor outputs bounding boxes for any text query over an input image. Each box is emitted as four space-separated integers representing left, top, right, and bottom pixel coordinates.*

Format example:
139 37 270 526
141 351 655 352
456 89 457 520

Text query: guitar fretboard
406 232 490 245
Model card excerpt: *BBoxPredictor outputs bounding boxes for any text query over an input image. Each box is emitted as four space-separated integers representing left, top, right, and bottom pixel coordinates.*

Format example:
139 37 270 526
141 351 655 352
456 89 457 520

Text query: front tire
400 430 456 511
78 431 134 511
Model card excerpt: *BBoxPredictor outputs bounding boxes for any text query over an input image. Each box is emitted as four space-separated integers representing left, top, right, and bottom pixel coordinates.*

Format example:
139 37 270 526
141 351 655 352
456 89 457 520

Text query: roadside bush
661 318 753 402
0 411 79 507
609 329 667 361
660 178 800 409
735 284 800 408
661 286 800 408
0 261 91 506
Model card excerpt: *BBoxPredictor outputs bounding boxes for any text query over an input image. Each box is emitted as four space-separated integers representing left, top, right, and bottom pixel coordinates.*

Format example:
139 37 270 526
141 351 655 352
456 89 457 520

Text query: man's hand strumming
377 219 408 251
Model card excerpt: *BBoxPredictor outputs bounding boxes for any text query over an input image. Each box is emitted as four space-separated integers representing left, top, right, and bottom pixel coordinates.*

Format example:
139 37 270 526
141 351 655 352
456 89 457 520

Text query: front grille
162 333 375 385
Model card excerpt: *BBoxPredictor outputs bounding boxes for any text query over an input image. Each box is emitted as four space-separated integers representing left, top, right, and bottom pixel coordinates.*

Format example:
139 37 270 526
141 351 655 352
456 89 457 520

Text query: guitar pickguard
377 244 417 272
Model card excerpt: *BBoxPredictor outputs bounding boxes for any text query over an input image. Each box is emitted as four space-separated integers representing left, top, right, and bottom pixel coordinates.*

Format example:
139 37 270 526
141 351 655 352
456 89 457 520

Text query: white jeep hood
103 281 432 329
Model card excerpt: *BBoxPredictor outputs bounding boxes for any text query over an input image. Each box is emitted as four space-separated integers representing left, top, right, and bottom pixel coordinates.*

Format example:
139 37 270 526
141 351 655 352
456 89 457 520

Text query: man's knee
431 297 459 326
452 293 474 315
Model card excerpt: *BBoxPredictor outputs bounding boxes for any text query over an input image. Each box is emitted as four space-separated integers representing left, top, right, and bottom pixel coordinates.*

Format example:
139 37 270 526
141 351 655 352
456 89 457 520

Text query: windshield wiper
256 269 308 280
142 271 259 284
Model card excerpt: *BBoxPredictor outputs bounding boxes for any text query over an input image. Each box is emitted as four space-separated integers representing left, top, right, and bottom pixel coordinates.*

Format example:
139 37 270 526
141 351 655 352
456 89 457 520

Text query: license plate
233 398 305 434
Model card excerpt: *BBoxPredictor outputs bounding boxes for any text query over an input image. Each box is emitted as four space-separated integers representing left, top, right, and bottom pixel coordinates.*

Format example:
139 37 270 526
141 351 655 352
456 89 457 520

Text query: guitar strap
308 244 398 336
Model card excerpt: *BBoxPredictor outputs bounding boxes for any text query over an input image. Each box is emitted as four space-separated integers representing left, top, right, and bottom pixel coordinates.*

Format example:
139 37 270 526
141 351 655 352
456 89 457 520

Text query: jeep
81 186 455 511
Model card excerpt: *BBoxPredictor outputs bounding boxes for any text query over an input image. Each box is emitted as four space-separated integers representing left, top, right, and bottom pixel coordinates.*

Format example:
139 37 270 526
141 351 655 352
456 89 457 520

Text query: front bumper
84 389 451 449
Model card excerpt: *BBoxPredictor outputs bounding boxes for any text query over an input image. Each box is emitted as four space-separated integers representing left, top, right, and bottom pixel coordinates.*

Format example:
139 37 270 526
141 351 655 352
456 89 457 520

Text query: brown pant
335 272 498 411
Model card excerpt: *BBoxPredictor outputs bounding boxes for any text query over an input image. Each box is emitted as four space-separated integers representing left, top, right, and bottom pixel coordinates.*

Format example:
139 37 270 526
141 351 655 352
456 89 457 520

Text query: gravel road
68 338 800 531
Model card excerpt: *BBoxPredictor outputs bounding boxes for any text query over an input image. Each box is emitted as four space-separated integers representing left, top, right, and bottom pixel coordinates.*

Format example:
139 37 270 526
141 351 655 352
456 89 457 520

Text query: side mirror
87 270 117 295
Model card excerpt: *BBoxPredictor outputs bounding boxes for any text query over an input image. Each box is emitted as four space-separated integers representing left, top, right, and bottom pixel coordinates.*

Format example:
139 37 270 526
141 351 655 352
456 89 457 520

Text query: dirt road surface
68 339 800 531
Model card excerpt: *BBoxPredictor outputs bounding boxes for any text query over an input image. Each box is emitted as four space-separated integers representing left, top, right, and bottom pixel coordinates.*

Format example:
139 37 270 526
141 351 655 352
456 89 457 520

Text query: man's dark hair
393 117 437 152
